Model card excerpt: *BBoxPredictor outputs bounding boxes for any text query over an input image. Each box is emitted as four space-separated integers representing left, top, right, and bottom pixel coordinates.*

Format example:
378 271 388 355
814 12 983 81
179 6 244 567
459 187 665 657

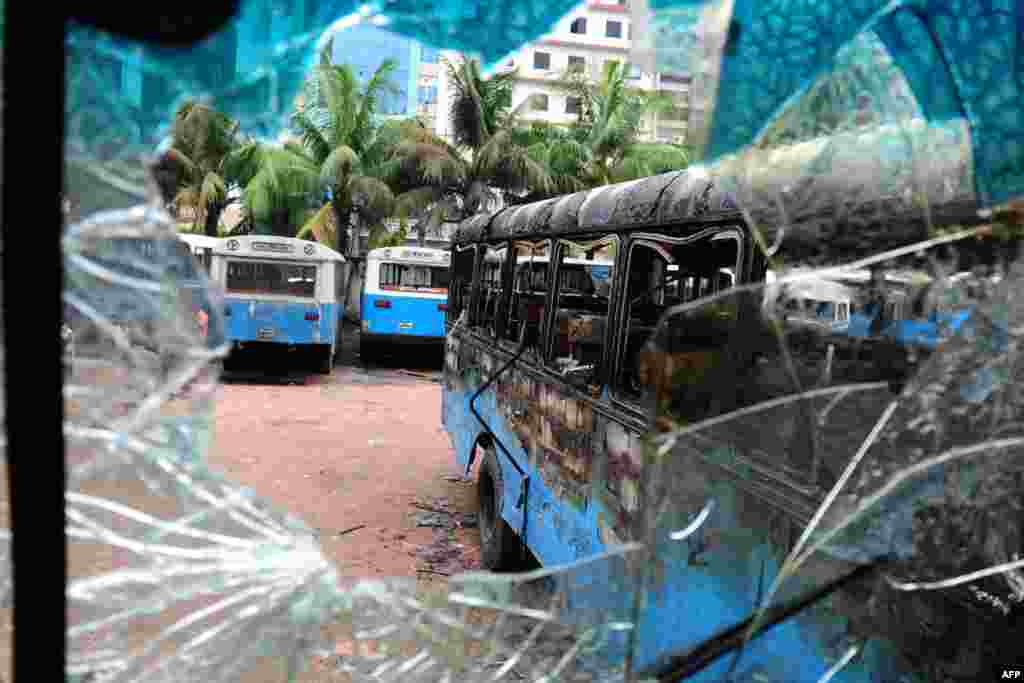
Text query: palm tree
389 57 552 244
515 61 689 197
288 42 401 255
164 101 240 236
224 139 320 237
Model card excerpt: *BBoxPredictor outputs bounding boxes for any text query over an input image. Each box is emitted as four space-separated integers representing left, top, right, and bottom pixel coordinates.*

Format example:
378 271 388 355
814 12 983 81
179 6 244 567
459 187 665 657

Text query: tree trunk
203 203 223 237
331 201 353 256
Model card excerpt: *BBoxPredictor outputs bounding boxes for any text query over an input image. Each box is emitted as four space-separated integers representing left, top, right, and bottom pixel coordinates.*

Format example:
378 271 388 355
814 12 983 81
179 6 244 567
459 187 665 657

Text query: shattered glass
32 0 1024 681
634 0 1024 204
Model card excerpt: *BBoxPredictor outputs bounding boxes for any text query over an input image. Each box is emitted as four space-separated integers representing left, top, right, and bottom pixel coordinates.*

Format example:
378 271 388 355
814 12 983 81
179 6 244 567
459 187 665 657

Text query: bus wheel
360 339 377 364
317 346 334 375
477 445 524 571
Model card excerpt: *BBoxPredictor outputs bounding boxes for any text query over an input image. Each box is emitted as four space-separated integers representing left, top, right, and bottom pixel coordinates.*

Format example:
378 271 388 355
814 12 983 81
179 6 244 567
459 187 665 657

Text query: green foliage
522 61 689 191
281 40 400 253
389 57 553 244
163 101 242 236
369 217 409 249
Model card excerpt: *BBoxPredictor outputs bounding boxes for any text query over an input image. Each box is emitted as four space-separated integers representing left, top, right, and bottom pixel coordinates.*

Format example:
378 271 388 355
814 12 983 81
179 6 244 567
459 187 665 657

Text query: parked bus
360 246 450 360
441 122 1012 681
177 233 221 274
65 233 211 355
210 235 345 374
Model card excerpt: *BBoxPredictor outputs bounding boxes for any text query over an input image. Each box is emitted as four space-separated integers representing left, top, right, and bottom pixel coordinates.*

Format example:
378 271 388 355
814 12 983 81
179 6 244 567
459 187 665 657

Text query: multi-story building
430 2 692 146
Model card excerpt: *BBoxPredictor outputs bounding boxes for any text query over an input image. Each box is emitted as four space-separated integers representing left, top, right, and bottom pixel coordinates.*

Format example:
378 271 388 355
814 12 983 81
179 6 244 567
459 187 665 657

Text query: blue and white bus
359 246 451 360
177 233 221 274
210 235 345 374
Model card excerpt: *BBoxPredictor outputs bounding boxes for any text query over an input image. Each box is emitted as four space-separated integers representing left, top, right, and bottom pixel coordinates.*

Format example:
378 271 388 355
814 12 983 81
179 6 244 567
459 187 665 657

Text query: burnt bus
442 120 1022 681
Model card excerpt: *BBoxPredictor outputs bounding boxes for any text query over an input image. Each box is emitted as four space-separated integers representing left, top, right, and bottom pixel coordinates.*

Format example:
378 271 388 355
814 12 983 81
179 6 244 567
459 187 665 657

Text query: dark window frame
570 17 587 34
447 244 478 325
533 51 551 70
565 96 582 114
567 55 585 72
606 20 623 38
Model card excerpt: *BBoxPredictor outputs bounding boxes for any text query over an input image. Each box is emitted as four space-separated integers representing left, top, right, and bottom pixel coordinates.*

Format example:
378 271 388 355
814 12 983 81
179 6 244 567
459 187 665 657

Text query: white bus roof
177 234 222 249
366 246 451 265
213 235 345 262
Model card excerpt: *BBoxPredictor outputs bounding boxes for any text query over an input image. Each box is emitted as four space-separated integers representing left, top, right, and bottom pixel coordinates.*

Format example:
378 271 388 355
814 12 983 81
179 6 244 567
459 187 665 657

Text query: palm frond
297 203 335 242
319 145 359 188
346 175 395 222
291 109 332 164
354 59 399 142
393 186 444 218
173 187 200 212
199 171 227 209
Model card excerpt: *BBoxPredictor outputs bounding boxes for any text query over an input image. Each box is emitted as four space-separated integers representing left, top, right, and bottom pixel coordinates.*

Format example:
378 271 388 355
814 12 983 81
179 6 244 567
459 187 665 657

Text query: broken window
447 244 477 325
476 243 507 338
616 229 741 404
506 240 551 353
546 235 617 388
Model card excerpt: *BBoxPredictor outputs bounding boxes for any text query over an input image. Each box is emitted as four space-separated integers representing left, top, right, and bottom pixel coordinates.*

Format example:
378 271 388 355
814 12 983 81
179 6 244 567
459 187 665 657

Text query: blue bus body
442 168 1012 679
360 246 450 354
211 236 345 373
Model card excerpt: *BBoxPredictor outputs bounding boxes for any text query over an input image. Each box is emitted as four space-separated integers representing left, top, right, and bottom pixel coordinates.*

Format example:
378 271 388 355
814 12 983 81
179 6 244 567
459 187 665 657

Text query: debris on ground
412 498 478 528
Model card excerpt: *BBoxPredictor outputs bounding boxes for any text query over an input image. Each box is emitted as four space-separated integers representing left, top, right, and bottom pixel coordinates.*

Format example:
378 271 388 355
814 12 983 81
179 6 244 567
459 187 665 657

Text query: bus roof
453 119 984 267
177 233 222 249
213 235 344 262
366 246 451 265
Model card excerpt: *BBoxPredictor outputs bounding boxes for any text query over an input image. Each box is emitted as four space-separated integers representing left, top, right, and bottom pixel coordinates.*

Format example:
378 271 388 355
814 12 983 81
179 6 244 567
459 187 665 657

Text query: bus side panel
442 330 913 681
442 333 604 569
363 293 446 339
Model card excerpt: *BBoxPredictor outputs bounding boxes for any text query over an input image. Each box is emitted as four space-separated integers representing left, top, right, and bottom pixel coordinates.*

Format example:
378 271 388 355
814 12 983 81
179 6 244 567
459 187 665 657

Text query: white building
428 1 691 146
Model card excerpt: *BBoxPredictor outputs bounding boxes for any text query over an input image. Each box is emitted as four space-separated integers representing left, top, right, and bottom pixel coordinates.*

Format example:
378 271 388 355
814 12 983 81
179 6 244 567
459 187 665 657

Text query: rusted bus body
442 120 1022 681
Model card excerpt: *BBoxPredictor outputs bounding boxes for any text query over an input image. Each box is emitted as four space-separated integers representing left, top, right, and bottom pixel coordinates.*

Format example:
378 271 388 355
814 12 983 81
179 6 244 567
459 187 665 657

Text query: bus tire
477 445 524 571
360 338 377 364
317 346 334 375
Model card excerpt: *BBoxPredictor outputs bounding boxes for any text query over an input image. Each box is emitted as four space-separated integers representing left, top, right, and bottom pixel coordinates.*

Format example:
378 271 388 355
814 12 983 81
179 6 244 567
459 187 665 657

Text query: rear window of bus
226 261 317 298
379 262 450 292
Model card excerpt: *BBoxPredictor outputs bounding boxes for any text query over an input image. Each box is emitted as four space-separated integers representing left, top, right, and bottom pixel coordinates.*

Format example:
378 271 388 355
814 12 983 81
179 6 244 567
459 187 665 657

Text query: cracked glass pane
41 1 1024 682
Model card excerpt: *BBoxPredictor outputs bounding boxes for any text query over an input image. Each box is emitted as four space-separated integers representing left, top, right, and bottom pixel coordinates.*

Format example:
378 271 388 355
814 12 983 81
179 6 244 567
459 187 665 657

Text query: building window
531 93 550 111
566 96 582 114
606 20 622 38
568 55 585 72
570 17 587 34
533 51 551 70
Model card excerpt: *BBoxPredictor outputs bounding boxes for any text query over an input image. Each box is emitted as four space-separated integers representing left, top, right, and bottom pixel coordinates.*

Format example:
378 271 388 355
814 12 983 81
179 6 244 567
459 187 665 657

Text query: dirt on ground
31 324 491 682
210 327 484 681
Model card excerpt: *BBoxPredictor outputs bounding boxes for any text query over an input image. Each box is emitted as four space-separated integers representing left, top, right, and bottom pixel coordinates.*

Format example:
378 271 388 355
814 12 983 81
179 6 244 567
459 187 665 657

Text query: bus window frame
448 243 478 325
610 226 746 410
498 238 556 355
543 234 620 389
475 241 511 339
